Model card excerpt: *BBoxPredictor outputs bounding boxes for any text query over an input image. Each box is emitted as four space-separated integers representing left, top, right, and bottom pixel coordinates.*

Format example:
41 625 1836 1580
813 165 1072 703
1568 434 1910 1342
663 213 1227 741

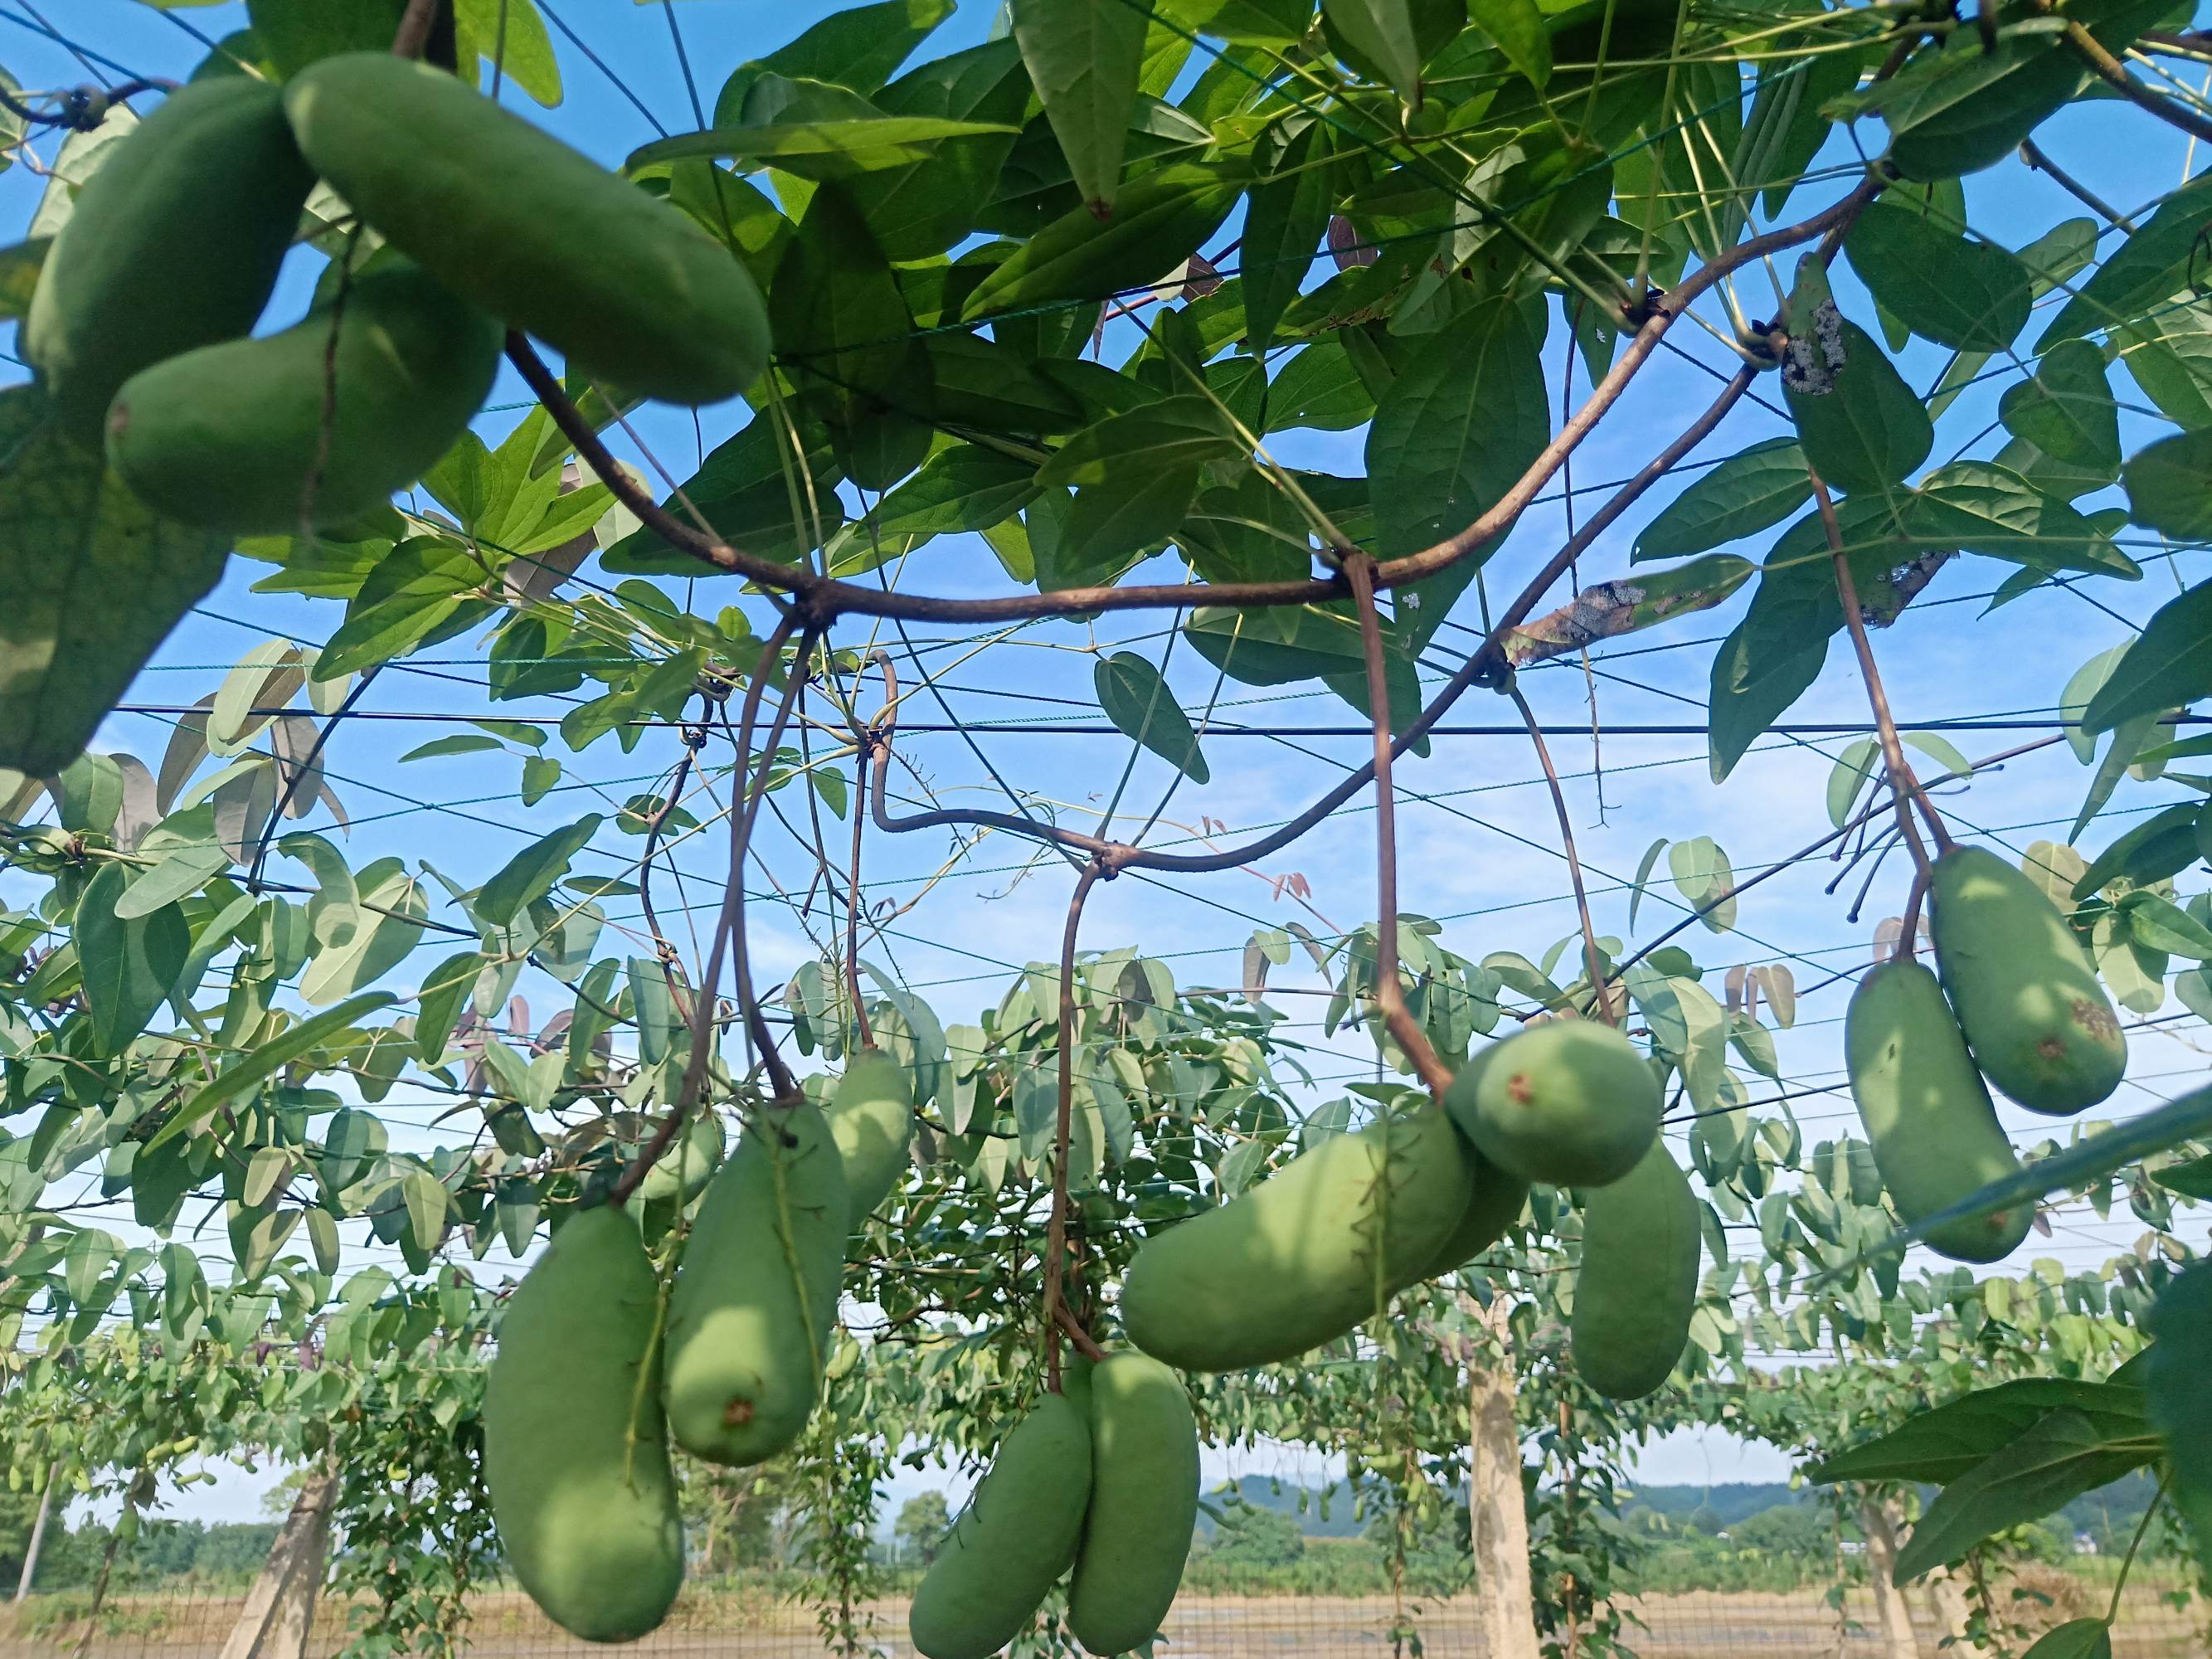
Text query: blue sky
9 0 2211 1515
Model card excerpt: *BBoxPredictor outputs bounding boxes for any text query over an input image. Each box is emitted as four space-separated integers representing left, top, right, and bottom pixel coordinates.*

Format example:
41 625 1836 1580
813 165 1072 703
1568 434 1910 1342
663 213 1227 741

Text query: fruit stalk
1510 684 1618 1024
1346 552 1454 1097
1813 469 1952 890
1043 859 1106 1390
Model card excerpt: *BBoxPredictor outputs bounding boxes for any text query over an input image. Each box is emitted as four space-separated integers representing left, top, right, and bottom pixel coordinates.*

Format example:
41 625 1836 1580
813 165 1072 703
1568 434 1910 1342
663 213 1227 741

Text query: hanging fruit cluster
26 54 767 534
1846 846 2128 1262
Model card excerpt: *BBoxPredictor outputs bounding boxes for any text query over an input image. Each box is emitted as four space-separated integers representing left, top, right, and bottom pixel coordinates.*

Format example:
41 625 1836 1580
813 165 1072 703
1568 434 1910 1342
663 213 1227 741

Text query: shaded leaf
2082 577 2212 735
1634 440 1811 562
1013 0 1148 216
1095 651 1210 783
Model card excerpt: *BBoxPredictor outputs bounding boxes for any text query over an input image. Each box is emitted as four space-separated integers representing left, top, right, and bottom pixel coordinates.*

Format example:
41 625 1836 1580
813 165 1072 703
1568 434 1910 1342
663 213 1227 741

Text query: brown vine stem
1812 470 1951 880
2019 137 2138 230
2029 0 2212 144
613 623 809 1205
513 178 1884 628
844 743 875 1052
1346 555 1455 1099
864 364 1767 883
391 0 443 58
1043 859 1107 1391
1508 686 1617 1026
1053 1300 1108 1365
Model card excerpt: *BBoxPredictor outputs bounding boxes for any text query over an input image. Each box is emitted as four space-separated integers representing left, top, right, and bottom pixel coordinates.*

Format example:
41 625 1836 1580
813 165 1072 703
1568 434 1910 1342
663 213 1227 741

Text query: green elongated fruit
827 1049 913 1221
284 54 769 406
1406 1126 1529 1285
1447 1021 1660 1188
1121 1107 1470 1372
1569 1140 1699 1400
1067 1355 1198 1657
635 1109 724 1205
106 261 499 534
484 1206 683 1642
1931 845 2126 1115
26 80 314 445
663 1102 848 1466
911 1385 1094 1659
1845 959 2034 1264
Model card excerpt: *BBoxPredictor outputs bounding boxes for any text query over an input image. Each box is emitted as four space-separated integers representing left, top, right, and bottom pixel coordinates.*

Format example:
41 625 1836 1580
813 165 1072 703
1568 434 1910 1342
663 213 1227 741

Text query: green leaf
2001 340 2120 473
147 991 397 1151
1874 0 2178 179
316 539 485 680
1807 1379 2147 1485
628 108 1018 178
1041 396 1245 486
2020 1622 2112 1659
2070 803 2202 898
1826 738 1879 827
1013 0 1148 217
476 815 605 927
871 447 1038 537
1049 470 1201 589
712 0 954 111
962 163 1243 320
772 182 921 436
1323 0 1423 104
1095 652 1210 783
1913 462 2137 578
1159 0 1311 45
2122 429 2212 542
2114 303 2212 428
1242 119 1336 356
321 1106 384 1191
1843 200 2030 352
1668 837 1736 933
1627 837 1668 930
1892 1408 2160 1582
1366 299 1548 649
77 863 188 1058
301 867 426 1007
520 756 562 807
453 0 560 105
2122 890 2212 961
115 843 230 919
2083 578 2212 735
399 735 505 764
843 41 1030 261
0 384 231 776
1634 440 1811 562
1782 302 1932 493
2041 171 2212 348
1470 0 1550 88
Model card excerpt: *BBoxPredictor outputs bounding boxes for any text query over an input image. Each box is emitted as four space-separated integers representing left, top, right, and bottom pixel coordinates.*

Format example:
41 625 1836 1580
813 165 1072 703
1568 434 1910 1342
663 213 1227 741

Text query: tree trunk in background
1856 1493 1923 1659
1462 1293 1539 1659
1923 1564 1988 1654
217 1473 337 1659
12 1472 53 1603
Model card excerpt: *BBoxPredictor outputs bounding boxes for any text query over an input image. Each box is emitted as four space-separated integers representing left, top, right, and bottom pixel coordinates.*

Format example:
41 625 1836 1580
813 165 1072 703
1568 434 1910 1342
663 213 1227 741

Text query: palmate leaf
0 385 231 777
1806 1378 2149 1485
1890 1407 2161 1581
1012 0 1147 216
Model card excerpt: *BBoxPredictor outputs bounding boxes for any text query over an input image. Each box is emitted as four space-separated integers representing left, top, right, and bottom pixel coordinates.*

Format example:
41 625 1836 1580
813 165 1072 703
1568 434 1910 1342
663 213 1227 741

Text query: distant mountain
1198 1476 1366 1537
1626 1483 1806 1530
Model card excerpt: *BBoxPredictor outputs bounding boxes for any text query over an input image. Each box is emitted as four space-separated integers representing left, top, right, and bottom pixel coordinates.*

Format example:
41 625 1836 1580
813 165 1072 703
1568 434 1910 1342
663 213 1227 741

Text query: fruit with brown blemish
1446 1021 1660 1188
662 1102 848 1466
1930 845 2126 1115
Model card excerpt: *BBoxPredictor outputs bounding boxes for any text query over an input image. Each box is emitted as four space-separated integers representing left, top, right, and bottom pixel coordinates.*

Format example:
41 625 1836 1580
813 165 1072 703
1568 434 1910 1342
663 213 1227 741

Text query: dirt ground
7 1585 2203 1658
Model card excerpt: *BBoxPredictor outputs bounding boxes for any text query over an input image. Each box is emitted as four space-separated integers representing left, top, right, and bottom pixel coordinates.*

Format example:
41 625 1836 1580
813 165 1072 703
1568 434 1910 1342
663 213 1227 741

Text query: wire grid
4 1576 2206 1659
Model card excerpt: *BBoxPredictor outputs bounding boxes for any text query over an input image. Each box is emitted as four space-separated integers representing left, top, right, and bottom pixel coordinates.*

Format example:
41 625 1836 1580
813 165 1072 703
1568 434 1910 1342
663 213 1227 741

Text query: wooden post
217 1473 338 1659
1461 1293 1539 1659
1856 1491 1923 1659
